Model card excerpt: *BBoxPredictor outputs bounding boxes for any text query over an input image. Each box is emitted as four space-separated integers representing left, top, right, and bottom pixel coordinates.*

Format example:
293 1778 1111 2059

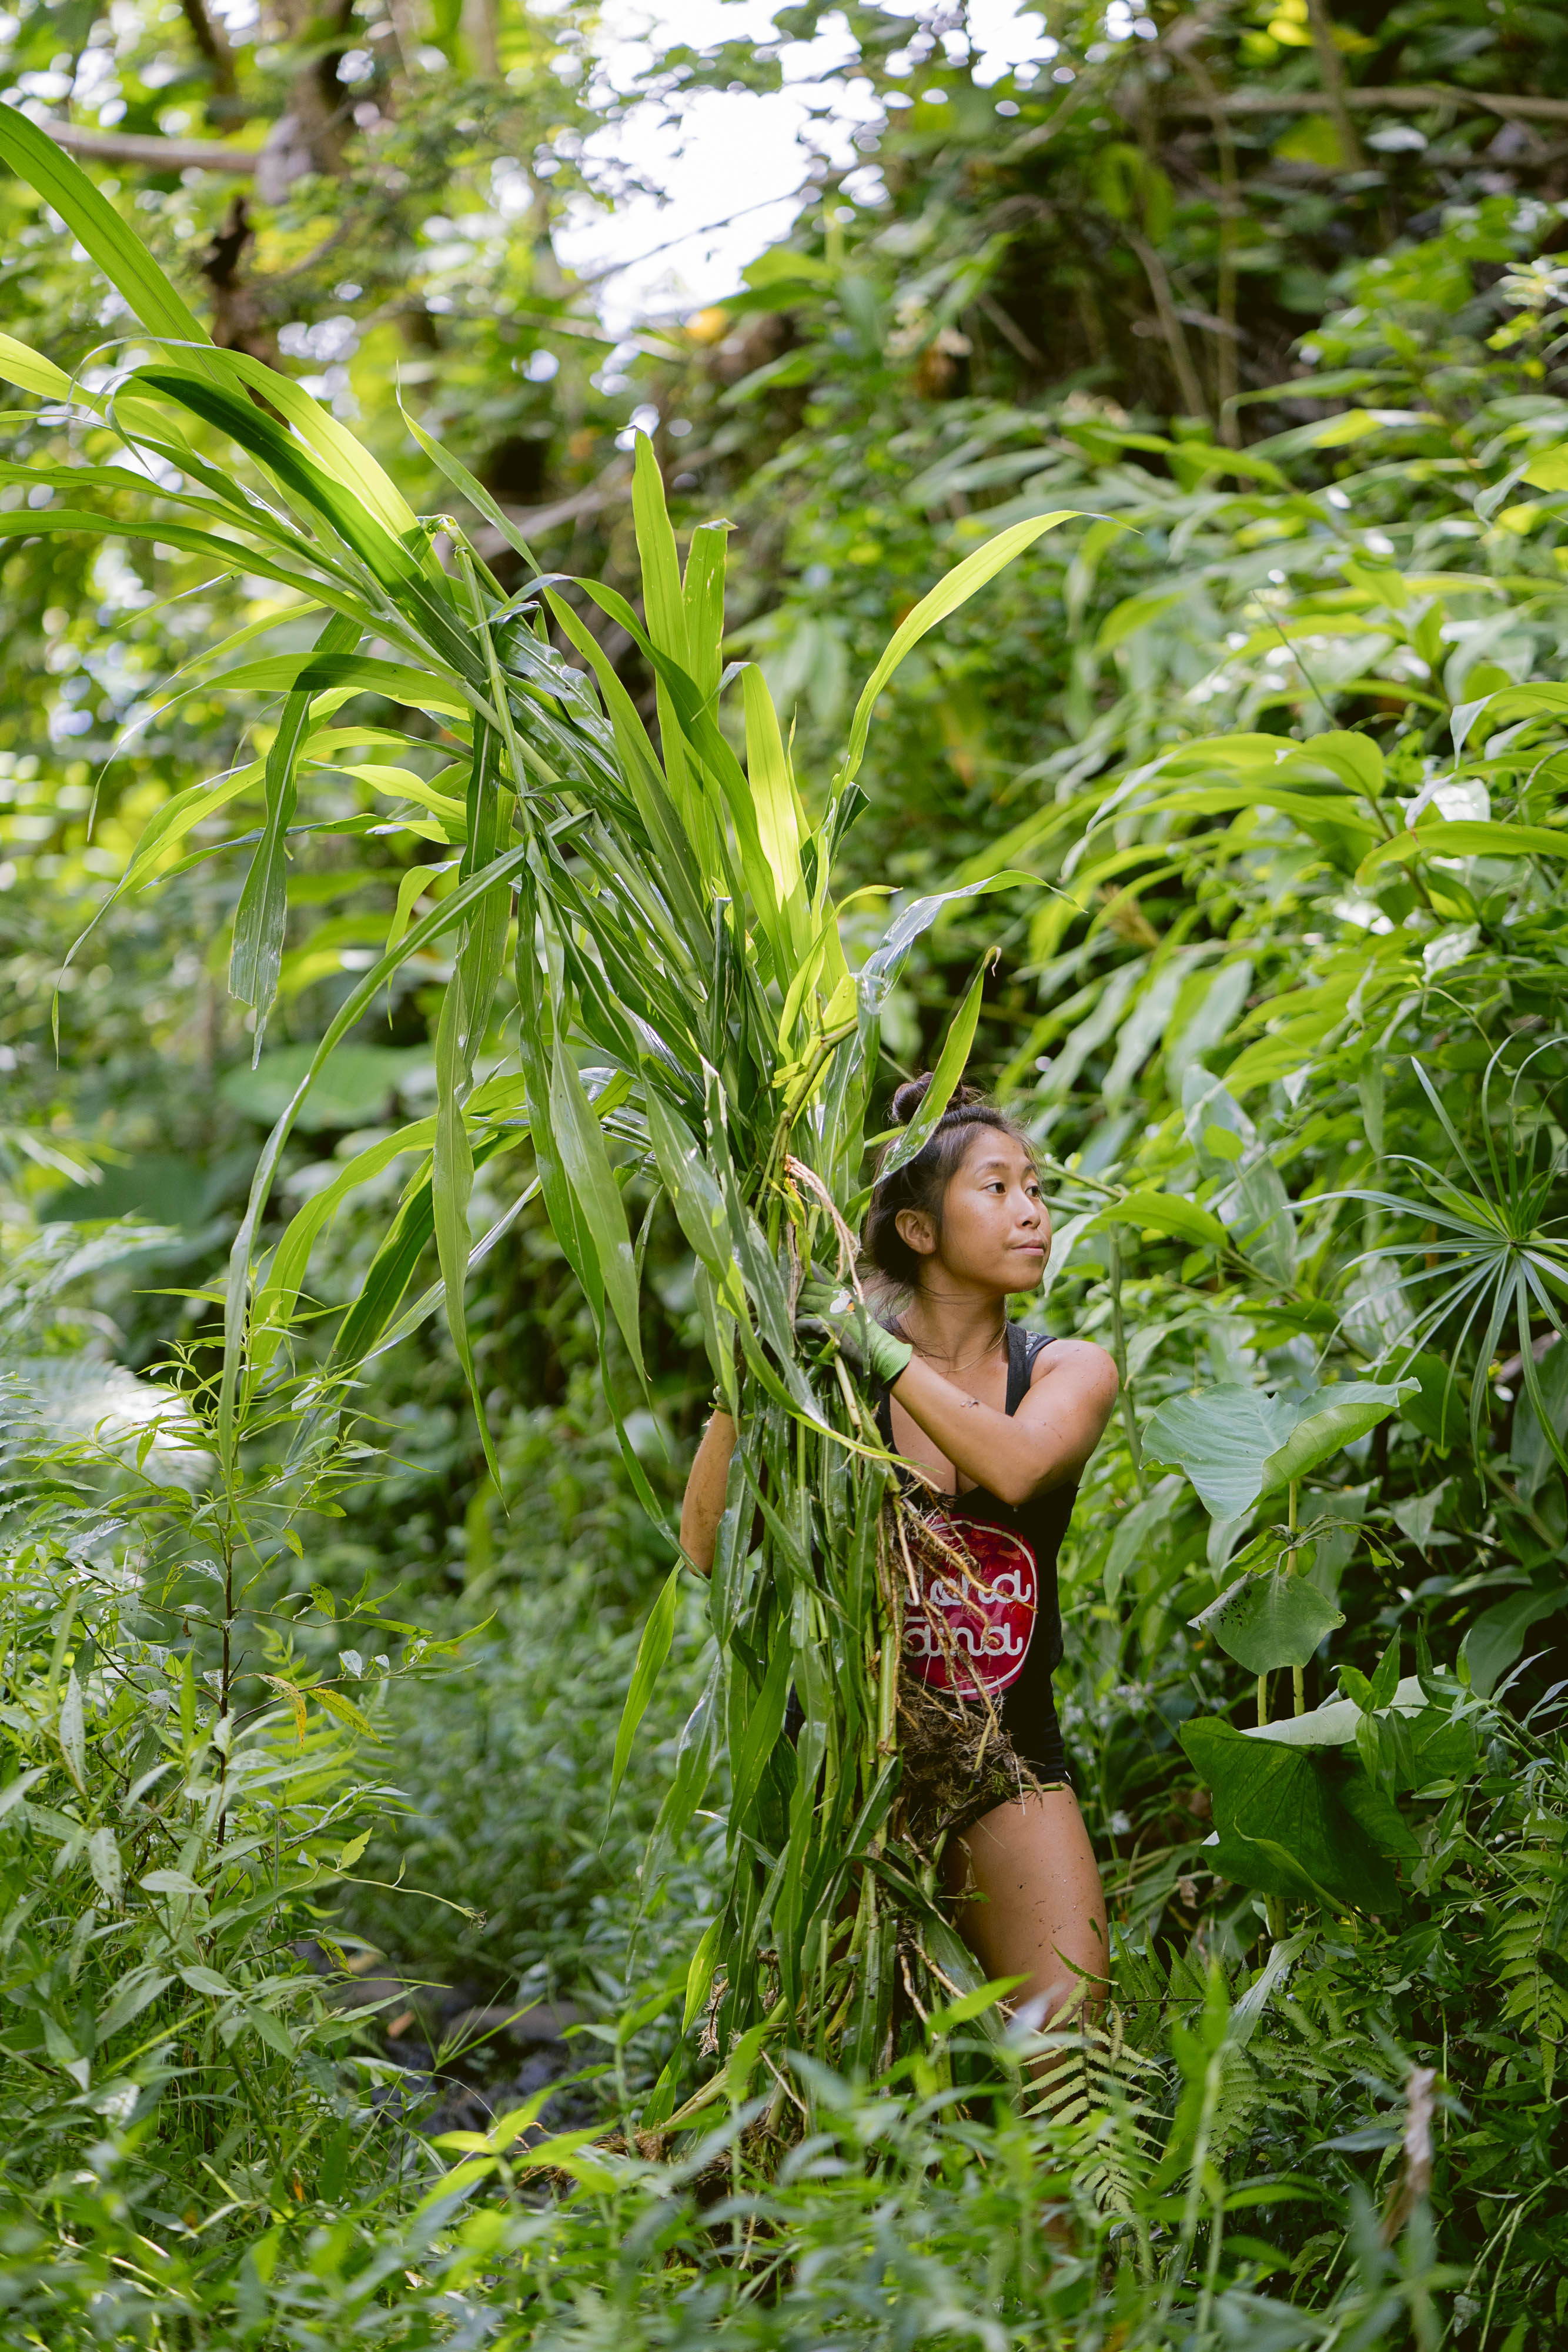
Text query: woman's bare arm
678 1408 736 1576
891 1340 1118 1508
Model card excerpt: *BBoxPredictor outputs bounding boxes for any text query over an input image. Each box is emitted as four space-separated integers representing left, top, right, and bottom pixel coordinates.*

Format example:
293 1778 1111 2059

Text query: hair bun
890 1074 932 1127
889 1074 984 1127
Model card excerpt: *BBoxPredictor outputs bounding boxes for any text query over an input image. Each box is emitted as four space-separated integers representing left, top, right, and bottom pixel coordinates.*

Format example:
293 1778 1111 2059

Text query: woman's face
895 1129 1051 1295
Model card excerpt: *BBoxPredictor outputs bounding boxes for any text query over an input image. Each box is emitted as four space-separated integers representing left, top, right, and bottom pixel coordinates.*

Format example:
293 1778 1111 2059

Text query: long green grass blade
878 954 991 1178
0 108 220 370
839 510 1084 787
549 1043 647 1387
230 612 360 1055
610 1562 681 1805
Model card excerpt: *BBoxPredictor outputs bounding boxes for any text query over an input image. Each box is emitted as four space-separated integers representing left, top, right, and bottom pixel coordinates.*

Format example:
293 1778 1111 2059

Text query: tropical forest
2 0 1567 2343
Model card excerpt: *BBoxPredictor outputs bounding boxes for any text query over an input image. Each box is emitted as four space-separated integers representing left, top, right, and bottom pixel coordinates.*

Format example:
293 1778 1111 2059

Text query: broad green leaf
1148 1381 1412 1520
1241 1675 1430 1748
137 369 430 602
210 347 419 540
682 520 730 700
1091 1191 1229 1251
141 1868 203 1897
179 1964 233 1997
1510 1337 1568 1498
1522 446 1568 492
0 509 369 617
1179 1718 1402 1913
840 510 1082 787
631 430 689 666
1308 729 1385 800
1355 818 1568 883
1143 1385 1302 1519
610 1561 681 1804
1191 1566 1345 1673
1259 1382 1415 1492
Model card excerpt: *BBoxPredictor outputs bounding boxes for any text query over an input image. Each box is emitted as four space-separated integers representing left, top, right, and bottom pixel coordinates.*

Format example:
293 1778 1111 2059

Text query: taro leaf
1244 1680 1478 1788
218 1042 428 1133
1191 1566 1344 1673
1148 1380 1410 1524
1243 1674 1429 1748
1462 1584 1568 1700
1142 1384 1299 1519
1258 1381 1415 1494
1180 1717 1402 1913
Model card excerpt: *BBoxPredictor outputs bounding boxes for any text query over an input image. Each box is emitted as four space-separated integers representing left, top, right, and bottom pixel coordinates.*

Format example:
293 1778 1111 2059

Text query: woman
680 1077 1118 2029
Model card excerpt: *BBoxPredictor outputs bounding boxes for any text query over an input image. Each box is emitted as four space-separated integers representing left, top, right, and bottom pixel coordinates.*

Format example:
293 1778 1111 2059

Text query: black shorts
782 1678 1071 1831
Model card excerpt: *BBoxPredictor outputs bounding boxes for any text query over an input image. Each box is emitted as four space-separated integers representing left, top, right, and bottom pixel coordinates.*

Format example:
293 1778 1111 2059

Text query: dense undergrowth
4 5 1568 2344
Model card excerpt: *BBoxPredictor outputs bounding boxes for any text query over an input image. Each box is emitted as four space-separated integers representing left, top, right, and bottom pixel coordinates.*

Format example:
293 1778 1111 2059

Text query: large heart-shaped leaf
1146 1379 1413 1520
1259 1381 1416 1491
1181 1718 1404 1913
1191 1566 1345 1673
1142 1385 1299 1518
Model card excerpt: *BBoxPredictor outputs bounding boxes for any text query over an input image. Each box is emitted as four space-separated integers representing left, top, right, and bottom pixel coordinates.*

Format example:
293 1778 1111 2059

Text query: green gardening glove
795 1279 913 1387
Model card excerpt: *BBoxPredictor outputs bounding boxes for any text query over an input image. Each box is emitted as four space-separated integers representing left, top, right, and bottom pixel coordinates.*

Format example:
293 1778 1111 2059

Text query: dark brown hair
862 1075 1034 1291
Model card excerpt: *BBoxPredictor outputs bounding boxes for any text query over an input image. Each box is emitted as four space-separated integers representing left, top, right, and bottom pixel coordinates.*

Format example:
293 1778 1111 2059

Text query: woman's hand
795 1279 914 1387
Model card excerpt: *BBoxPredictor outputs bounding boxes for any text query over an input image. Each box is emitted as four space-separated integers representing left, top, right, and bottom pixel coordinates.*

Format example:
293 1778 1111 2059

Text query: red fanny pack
901 1511 1038 1700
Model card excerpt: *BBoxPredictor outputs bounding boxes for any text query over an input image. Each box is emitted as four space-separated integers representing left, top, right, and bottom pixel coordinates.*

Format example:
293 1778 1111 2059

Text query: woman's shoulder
1025 1332 1119 1394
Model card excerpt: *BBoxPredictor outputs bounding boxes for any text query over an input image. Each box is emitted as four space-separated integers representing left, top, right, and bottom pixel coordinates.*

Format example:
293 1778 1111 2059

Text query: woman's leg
942 1786 1108 2025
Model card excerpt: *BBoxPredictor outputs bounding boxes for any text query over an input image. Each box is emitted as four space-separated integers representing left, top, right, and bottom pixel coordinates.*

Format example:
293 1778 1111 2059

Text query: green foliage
4 6 1568 2344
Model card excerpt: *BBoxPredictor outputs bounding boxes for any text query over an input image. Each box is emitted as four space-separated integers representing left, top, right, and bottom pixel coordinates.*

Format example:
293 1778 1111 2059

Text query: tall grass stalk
0 108 1085 2111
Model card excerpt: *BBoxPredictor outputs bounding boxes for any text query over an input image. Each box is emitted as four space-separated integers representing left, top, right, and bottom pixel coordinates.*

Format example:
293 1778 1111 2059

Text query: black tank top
877 1320 1072 1712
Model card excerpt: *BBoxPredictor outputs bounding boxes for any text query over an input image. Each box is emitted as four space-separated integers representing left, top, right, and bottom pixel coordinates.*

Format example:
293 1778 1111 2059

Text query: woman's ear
894 1207 937 1259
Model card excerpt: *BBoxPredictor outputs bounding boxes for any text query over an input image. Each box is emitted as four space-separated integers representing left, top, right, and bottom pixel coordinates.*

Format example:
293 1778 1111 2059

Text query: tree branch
1167 84 1568 126
42 119 256 172
1126 226 1209 425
